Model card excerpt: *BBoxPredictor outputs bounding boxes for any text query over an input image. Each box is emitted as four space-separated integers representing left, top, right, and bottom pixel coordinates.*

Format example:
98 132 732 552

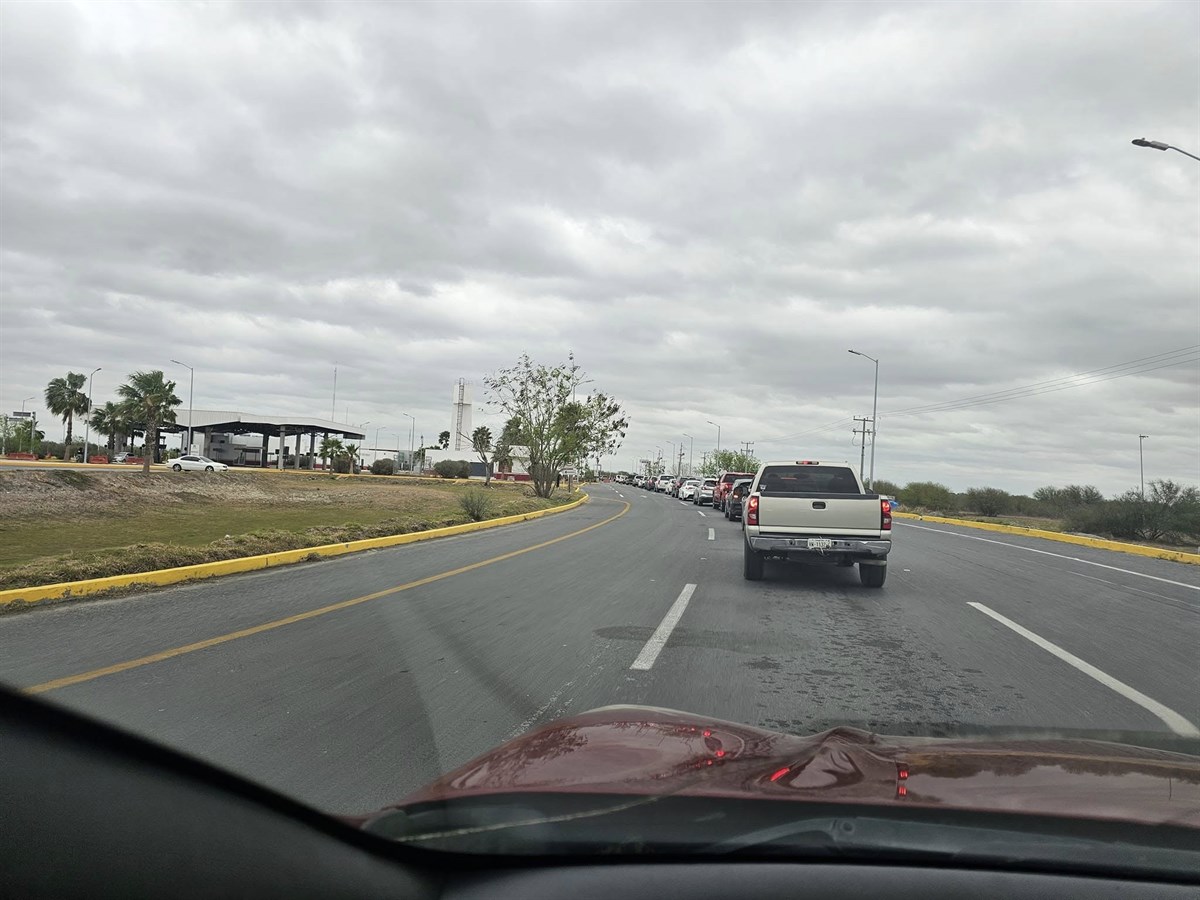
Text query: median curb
0 493 590 610
893 511 1200 565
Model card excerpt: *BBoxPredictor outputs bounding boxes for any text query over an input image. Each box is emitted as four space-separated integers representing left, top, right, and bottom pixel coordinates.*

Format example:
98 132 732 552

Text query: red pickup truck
712 470 756 512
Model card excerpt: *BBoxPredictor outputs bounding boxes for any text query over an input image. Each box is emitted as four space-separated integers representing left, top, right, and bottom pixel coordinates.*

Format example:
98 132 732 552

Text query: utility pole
678 445 685 475
853 417 873 483
740 440 754 458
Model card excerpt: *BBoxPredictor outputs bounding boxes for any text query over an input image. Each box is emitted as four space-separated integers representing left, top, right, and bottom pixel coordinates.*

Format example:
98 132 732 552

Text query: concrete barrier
0 493 590 610
893 511 1200 565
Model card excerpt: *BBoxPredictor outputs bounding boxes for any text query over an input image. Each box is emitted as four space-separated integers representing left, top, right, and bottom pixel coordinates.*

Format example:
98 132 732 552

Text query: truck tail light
746 495 759 525
881 499 892 531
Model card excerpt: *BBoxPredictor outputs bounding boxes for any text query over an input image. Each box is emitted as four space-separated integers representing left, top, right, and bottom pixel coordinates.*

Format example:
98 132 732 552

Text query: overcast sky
2 0 1197 494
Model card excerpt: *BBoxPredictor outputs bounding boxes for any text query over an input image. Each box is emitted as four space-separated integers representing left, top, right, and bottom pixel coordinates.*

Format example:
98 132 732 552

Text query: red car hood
392 705 1200 828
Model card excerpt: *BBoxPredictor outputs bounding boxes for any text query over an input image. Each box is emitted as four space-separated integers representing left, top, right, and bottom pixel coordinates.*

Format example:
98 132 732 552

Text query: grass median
0 470 575 590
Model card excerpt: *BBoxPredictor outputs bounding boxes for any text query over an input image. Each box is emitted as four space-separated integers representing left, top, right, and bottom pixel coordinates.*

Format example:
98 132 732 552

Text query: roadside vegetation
874 478 1199 547
0 470 576 590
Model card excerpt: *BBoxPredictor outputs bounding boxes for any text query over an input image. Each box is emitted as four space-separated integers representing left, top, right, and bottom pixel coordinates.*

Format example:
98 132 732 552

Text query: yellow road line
25 499 630 695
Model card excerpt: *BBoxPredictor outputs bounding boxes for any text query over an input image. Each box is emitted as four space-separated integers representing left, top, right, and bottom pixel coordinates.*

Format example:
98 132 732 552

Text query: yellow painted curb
893 511 1200 565
0 493 590 609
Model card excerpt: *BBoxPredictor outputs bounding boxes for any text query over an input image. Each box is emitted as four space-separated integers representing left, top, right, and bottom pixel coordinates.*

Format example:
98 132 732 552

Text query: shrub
870 479 902 496
458 487 492 521
1066 480 1199 544
1033 484 1104 515
332 457 352 474
434 459 471 478
964 487 1011 517
370 458 395 475
899 481 957 513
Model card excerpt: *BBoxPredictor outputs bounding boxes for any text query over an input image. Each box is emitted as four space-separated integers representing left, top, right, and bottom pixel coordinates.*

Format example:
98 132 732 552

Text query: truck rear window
757 466 860 494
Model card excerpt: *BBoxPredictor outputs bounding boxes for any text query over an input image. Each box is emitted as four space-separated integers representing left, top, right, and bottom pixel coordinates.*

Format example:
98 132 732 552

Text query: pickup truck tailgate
756 494 883 536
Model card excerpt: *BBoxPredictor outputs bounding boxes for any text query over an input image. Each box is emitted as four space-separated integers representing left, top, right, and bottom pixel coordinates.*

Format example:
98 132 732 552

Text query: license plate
806 538 833 550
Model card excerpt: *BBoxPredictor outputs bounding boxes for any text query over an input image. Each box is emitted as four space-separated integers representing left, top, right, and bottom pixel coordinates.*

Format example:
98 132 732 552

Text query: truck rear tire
859 564 887 588
743 540 764 581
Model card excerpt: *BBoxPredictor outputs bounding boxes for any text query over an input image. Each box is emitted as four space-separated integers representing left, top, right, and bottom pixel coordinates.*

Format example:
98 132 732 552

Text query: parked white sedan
170 455 229 473
678 479 701 500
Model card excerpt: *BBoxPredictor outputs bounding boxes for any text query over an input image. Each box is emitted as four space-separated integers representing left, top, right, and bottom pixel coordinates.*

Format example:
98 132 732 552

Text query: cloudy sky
2 0 1197 494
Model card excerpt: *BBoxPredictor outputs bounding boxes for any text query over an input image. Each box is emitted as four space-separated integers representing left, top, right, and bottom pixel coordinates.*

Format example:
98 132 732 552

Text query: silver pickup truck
742 460 892 587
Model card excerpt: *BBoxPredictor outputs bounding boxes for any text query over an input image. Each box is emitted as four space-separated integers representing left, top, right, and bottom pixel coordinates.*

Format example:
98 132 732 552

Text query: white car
678 479 701 500
170 455 229 473
654 474 674 492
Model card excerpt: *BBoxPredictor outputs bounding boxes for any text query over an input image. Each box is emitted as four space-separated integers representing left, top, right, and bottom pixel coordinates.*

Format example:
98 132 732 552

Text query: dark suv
724 478 754 522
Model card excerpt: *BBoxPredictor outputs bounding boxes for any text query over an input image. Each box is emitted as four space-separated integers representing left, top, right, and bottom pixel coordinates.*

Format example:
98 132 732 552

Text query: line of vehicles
616 461 893 587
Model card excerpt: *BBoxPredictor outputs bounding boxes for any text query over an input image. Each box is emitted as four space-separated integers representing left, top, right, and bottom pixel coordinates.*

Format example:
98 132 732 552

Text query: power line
884 346 1199 418
885 350 1198 419
756 417 857 444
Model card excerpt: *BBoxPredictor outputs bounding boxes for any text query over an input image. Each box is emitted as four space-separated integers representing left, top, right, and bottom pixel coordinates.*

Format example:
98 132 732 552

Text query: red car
712 470 756 512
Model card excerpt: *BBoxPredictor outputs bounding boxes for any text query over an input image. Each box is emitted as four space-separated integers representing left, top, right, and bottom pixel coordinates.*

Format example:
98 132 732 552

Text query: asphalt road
2 483 1197 814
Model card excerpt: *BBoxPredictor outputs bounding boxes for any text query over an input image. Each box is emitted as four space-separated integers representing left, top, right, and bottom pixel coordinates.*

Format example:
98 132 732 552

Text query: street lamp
403 413 415 472
375 425 389 464
706 420 721 455
572 377 595 402
19 396 34 454
1132 138 1200 162
1138 434 1149 500
667 440 676 476
682 433 694 476
83 367 101 463
170 359 194 454
848 349 880 489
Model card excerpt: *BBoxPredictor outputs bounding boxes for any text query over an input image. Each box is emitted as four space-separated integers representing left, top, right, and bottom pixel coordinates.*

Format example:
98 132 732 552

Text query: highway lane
1 483 1197 814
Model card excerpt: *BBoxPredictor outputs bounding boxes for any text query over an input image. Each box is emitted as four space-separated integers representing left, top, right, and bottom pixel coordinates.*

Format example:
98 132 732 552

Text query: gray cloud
2 0 1197 493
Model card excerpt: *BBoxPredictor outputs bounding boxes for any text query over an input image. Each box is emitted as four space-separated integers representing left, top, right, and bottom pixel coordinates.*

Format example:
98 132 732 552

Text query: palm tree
116 370 181 474
343 443 361 472
88 401 124 457
318 436 343 471
44 372 90 459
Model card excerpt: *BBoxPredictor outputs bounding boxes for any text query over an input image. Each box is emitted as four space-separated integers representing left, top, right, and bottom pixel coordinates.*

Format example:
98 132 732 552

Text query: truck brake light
882 499 892 531
746 495 759 526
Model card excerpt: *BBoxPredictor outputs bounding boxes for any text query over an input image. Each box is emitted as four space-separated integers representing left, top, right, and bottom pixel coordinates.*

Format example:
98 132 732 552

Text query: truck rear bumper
747 535 891 558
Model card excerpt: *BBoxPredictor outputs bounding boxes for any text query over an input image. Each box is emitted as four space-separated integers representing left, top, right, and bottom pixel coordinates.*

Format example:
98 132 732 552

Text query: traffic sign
560 467 579 476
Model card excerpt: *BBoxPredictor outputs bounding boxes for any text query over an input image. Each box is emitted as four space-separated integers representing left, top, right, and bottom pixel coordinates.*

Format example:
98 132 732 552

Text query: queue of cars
618 462 893 588
617 469 743 509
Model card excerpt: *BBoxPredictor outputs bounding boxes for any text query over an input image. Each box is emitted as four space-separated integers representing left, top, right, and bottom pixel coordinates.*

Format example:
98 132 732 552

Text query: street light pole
374 426 388 464
403 413 415 472
706 420 721 456
20 396 34 454
1138 434 1149 499
83 367 101 463
170 359 194 454
331 364 338 420
572 377 595 402
682 433 694 476
848 350 880 489
1132 138 1200 162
